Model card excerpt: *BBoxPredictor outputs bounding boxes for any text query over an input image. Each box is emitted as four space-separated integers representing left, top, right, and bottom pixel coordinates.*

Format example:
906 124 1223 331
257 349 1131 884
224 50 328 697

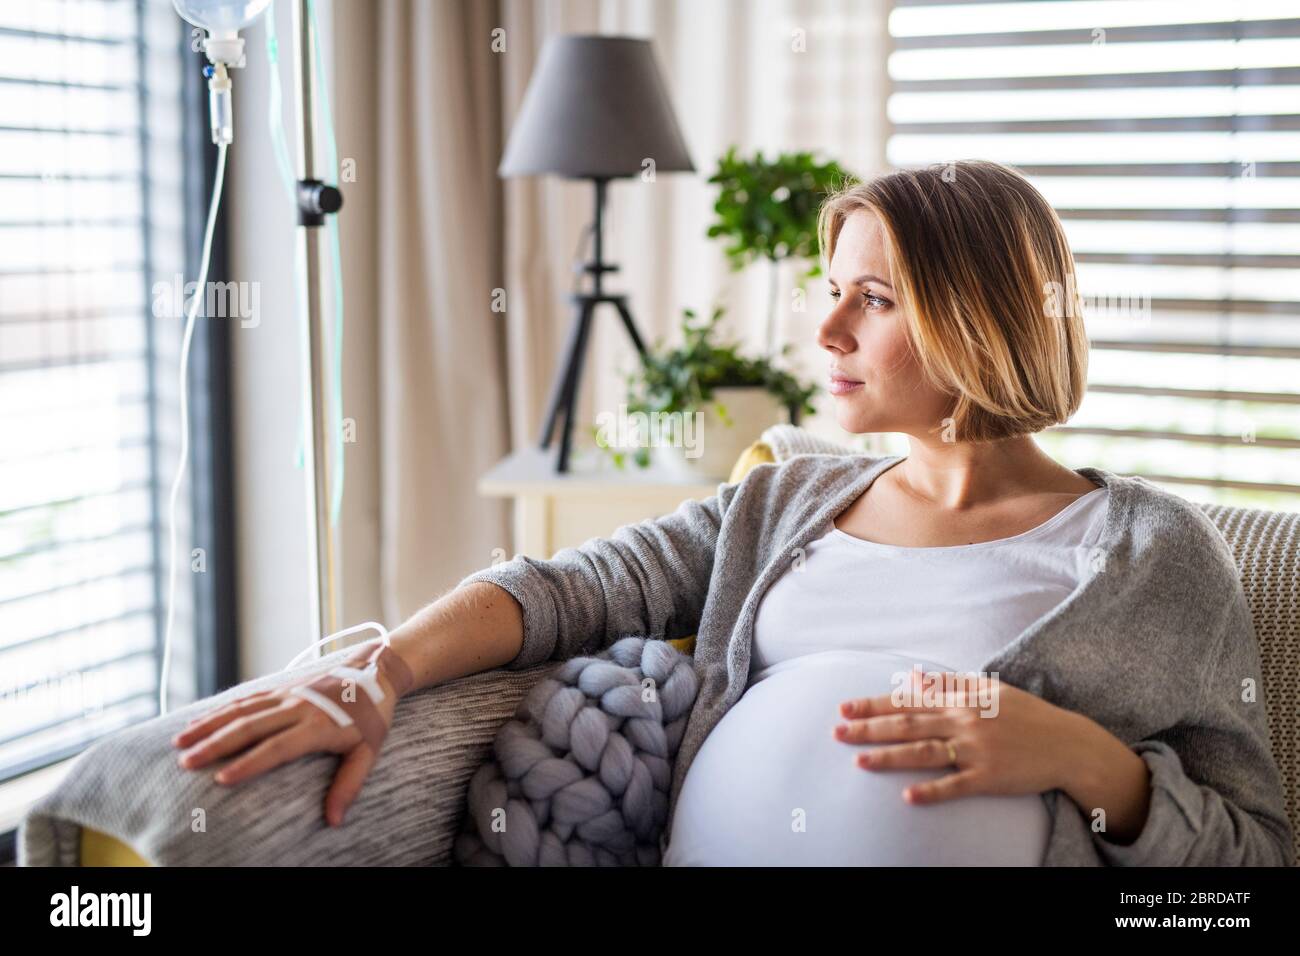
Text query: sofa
19 425 1300 865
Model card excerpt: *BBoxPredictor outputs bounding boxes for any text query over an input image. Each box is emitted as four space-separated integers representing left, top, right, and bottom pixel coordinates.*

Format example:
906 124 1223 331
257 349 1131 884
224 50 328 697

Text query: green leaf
620 304 820 425
705 147 855 273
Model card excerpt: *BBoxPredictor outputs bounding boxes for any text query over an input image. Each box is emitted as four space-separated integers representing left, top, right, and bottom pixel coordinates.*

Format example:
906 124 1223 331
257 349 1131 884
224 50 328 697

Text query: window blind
887 0 1300 509
0 0 196 783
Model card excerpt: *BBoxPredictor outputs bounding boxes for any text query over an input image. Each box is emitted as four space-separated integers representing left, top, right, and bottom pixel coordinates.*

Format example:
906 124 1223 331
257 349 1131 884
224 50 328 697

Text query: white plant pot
661 386 789 481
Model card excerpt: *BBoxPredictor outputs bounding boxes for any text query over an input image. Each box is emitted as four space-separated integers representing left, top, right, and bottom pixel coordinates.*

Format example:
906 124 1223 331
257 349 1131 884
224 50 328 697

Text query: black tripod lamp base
538 292 647 473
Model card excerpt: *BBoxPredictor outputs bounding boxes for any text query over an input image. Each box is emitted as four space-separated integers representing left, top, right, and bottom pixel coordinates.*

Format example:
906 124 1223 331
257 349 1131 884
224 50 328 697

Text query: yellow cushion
81 826 150 867
73 439 777 867
728 439 776 484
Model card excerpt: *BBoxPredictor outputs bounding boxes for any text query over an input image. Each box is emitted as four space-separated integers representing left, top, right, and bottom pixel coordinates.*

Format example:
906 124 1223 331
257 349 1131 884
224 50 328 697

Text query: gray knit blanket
452 636 698 866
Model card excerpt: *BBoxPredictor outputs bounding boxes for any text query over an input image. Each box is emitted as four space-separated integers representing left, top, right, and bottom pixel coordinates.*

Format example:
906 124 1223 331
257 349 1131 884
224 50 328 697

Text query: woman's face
817 209 952 437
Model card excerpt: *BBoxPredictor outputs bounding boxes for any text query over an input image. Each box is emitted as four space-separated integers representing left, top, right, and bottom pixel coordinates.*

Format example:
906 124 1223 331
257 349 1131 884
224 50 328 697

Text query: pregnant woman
172 160 1294 866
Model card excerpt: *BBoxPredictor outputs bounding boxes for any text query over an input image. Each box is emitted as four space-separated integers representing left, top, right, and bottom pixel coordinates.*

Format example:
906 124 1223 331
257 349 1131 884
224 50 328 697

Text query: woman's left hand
833 668 1089 805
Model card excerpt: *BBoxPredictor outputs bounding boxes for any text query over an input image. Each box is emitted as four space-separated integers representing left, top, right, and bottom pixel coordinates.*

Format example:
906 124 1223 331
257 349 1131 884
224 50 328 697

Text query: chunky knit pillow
452 636 699 866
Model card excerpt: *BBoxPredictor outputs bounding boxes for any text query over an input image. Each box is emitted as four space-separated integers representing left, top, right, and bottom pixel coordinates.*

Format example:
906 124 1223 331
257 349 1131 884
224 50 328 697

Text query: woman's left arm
1052 711 1152 845
837 674 1159 843
1082 582 1295 866
837 585 1295 865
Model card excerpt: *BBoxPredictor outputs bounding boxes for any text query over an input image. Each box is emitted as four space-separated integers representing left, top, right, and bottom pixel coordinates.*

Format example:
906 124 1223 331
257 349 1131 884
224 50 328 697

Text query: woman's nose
817 303 856 354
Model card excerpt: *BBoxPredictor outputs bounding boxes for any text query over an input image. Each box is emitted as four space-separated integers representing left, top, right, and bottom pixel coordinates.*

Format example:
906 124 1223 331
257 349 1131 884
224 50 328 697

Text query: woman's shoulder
718 452 896 536
730 450 893 498
1084 466 1240 585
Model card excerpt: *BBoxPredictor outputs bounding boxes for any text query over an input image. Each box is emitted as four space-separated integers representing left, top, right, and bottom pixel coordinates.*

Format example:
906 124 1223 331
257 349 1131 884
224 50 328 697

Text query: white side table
478 447 722 559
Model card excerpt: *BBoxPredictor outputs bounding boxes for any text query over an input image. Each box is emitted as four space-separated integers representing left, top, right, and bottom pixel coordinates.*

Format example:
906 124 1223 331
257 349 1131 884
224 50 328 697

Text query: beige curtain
332 0 888 625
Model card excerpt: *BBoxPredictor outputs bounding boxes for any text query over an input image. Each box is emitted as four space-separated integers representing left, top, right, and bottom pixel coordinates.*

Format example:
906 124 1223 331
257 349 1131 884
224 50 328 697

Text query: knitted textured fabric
759 422 868 460
453 636 698 866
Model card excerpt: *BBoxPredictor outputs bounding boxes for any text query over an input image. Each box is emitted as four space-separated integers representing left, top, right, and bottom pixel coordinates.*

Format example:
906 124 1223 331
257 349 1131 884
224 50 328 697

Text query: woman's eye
829 289 890 309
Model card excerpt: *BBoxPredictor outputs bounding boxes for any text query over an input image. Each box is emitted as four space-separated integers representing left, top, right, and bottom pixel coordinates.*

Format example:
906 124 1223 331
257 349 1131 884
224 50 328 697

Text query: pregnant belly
663 650 1051 866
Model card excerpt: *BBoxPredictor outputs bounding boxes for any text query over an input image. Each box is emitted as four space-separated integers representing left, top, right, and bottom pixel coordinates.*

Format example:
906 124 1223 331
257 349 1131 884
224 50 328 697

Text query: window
888 0 1300 509
0 0 233 790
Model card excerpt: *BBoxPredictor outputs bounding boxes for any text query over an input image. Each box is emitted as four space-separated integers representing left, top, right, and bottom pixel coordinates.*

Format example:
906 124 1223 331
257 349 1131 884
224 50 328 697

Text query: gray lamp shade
499 34 694 180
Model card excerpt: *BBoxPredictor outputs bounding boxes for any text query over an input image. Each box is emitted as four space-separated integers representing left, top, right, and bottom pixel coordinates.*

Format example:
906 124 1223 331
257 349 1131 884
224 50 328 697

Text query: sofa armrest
20 648 554 866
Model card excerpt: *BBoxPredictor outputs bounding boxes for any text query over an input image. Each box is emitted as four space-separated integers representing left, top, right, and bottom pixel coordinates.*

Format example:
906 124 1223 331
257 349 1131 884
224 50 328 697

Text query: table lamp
499 34 695 472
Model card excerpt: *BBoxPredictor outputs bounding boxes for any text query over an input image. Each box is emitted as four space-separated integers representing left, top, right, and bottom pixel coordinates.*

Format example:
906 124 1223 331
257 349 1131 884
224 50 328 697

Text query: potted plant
594 305 818 479
706 146 855 356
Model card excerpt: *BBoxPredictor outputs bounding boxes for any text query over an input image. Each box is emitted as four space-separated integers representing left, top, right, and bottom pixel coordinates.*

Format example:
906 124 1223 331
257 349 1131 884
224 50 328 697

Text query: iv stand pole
291 0 343 646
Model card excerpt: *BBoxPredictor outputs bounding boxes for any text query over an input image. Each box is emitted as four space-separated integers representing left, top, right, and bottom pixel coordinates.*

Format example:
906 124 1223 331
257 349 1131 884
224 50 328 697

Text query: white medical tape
289 685 355 728
328 664 386 707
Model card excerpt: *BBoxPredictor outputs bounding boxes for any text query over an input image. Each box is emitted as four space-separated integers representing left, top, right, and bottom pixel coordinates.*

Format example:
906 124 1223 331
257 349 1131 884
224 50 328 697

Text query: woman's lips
829 375 864 396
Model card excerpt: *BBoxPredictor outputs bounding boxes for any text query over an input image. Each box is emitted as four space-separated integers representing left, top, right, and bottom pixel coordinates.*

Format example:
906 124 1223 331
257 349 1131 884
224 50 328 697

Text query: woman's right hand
171 639 412 827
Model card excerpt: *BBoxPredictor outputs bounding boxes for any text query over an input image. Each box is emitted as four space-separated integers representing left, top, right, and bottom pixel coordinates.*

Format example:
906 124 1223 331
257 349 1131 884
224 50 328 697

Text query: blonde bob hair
816 159 1088 444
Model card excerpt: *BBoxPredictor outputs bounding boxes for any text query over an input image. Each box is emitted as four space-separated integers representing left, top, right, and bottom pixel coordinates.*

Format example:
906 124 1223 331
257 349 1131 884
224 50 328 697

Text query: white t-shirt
664 484 1110 866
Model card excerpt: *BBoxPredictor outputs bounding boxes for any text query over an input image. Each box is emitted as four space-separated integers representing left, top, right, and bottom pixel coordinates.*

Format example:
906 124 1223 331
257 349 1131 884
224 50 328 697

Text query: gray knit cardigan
458 452 1296 866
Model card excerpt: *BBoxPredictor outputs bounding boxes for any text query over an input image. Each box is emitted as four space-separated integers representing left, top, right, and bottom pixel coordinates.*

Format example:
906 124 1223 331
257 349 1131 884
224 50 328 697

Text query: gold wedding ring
944 740 958 766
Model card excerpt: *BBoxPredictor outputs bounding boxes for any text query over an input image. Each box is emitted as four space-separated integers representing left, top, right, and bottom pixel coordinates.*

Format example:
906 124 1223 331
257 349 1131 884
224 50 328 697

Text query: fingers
187 689 278 725
902 769 981 805
177 705 302 770
172 693 281 748
855 738 954 772
840 670 994 718
211 723 320 786
834 710 954 744
323 746 377 827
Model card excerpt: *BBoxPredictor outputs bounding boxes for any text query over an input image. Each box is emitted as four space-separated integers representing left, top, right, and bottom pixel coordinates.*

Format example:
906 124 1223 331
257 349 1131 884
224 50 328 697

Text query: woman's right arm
171 476 746 823
454 482 744 670
382 580 526 689
170 581 527 826
380 467 748 684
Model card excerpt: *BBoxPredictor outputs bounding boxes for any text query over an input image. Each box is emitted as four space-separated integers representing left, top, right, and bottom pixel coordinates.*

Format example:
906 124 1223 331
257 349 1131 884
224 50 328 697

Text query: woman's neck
889 434 1097 510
